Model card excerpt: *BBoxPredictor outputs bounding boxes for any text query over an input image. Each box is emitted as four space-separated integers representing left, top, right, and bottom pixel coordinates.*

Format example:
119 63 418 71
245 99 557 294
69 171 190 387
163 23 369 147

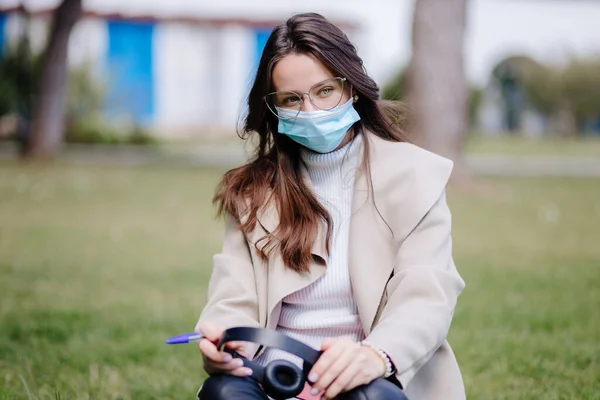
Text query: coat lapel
255 167 327 329
348 135 396 334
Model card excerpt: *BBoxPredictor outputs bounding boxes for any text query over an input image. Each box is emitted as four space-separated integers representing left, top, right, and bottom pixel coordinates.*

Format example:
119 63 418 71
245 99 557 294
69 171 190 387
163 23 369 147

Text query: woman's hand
197 321 253 377
308 337 386 399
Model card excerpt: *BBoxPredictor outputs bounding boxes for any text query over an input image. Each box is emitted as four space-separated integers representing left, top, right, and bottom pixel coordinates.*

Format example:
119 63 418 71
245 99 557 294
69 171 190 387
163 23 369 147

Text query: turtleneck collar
300 132 363 172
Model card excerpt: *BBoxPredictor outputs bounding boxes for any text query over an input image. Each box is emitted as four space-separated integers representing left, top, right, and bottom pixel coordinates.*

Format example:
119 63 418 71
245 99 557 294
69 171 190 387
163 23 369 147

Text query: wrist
360 340 394 378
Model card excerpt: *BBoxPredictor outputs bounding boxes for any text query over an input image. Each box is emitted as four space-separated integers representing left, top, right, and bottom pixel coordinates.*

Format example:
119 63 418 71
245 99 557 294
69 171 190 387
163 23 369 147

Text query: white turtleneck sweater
256 134 365 368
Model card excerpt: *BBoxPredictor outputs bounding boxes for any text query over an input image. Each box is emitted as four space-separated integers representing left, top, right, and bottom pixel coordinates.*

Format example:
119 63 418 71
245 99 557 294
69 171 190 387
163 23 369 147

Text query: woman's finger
206 364 252 377
326 346 384 399
197 321 224 342
309 338 342 381
224 340 247 353
311 340 359 395
227 367 254 378
204 358 253 378
223 341 248 358
323 359 364 399
199 338 232 363
225 340 245 349
204 357 244 372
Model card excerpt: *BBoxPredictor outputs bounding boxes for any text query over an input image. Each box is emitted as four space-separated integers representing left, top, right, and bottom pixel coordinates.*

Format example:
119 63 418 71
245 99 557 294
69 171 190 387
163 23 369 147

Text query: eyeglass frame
263 77 349 120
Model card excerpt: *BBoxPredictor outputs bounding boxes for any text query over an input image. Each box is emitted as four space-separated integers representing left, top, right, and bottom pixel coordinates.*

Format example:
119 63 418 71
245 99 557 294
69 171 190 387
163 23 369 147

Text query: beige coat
197 132 466 400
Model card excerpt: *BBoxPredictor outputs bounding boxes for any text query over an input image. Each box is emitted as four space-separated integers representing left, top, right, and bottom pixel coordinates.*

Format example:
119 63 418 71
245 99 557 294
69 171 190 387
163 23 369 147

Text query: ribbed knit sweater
256 134 365 368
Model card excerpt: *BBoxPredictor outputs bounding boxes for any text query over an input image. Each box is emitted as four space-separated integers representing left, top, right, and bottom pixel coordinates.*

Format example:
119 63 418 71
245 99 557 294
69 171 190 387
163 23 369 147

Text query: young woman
195 12 465 400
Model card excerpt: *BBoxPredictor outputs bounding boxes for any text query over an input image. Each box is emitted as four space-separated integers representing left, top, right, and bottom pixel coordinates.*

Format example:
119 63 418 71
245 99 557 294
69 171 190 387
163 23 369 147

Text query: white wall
153 23 212 134
152 24 255 135
212 26 255 131
68 17 107 72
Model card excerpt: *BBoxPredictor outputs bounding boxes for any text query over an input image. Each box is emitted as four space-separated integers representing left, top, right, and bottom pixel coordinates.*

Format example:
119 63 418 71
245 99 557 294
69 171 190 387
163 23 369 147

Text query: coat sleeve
364 190 465 387
195 213 261 356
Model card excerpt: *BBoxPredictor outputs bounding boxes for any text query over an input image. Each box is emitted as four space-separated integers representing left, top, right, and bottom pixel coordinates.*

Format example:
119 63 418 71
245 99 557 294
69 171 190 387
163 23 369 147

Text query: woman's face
271 53 352 113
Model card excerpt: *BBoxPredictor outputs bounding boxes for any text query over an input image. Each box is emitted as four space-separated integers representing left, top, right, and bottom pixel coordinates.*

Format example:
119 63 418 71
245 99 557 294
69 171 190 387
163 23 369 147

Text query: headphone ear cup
262 360 305 400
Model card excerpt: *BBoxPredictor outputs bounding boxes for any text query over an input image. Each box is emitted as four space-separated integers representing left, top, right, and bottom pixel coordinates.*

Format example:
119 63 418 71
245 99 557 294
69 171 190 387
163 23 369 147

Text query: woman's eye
282 96 300 105
318 87 333 96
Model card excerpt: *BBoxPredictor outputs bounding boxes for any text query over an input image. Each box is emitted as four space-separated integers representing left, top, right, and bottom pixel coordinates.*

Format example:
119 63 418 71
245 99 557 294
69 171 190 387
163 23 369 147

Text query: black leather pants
198 374 409 399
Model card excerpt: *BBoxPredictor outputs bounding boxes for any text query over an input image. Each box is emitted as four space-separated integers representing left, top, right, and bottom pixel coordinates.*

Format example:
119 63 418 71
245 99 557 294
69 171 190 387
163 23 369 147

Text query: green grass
0 163 598 399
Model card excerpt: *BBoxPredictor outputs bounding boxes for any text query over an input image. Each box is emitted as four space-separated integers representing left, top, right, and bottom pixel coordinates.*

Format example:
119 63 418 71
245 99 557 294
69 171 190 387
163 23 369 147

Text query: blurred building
1 0 600 137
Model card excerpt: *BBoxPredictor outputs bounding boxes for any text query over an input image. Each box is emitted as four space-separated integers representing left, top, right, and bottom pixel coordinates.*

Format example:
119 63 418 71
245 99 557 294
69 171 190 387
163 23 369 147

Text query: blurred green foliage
561 58 600 128
0 35 41 125
64 117 157 145
64 61 157 146
493 55 600 135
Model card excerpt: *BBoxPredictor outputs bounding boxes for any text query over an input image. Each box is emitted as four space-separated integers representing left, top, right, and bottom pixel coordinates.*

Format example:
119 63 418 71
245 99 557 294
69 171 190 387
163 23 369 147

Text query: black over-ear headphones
217 327 322 400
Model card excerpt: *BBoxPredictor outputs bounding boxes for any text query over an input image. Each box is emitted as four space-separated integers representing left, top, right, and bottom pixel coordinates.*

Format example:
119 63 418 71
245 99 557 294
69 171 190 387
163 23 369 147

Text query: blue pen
165 332 204 345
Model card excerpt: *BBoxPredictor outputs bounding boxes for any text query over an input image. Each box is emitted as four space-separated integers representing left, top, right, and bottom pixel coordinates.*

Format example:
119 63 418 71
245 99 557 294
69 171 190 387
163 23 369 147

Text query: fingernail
223 354 232 362
234 359 244 367
308 373 318 382
244 368 253 376
310 388 319 396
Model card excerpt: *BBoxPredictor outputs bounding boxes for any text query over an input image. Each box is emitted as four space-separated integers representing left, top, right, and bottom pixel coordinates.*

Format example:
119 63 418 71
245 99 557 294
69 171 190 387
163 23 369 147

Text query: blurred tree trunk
23 0 82 159
407 0 470 182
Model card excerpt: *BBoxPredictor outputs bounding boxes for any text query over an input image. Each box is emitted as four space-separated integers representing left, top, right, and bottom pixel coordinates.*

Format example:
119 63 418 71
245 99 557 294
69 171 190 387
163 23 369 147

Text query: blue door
0 14 6 57
106 20 155 124
255 28 272 66
250 28 272 83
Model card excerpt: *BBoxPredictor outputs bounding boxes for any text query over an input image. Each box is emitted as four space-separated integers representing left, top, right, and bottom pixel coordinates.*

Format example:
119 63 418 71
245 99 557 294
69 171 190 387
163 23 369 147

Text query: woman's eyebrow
276 85 307 93
278 80 330 94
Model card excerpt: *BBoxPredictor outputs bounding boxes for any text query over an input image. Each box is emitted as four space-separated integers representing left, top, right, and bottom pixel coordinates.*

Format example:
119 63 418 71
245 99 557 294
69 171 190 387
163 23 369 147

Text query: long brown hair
214 12 407 272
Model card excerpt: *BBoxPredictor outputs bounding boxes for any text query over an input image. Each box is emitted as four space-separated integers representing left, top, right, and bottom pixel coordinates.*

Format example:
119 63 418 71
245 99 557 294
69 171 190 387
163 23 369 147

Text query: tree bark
23 0 82 159
408 0 470 182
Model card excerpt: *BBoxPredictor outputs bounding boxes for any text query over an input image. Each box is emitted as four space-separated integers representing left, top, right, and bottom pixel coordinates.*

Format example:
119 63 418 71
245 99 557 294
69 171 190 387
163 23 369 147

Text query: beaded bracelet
360 340 395 378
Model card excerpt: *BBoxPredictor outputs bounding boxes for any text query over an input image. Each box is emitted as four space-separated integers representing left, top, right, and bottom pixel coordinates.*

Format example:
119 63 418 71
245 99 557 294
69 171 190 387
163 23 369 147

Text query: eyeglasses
264 77 347 120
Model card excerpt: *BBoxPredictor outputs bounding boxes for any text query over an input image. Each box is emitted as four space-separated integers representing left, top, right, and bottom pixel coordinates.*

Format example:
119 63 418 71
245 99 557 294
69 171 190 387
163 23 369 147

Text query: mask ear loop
349 81 358 103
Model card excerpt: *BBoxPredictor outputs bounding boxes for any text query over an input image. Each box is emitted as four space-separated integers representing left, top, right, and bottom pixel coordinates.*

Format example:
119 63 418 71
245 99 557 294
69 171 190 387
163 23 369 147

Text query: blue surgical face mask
276 98 361 153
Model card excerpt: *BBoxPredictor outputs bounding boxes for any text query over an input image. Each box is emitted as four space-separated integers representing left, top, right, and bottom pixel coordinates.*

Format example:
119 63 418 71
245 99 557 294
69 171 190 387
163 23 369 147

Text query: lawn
0 163 598 399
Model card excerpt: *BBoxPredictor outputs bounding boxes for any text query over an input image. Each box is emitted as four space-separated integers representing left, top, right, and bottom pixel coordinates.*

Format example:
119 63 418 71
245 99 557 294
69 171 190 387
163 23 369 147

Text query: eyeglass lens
265 78 346 119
